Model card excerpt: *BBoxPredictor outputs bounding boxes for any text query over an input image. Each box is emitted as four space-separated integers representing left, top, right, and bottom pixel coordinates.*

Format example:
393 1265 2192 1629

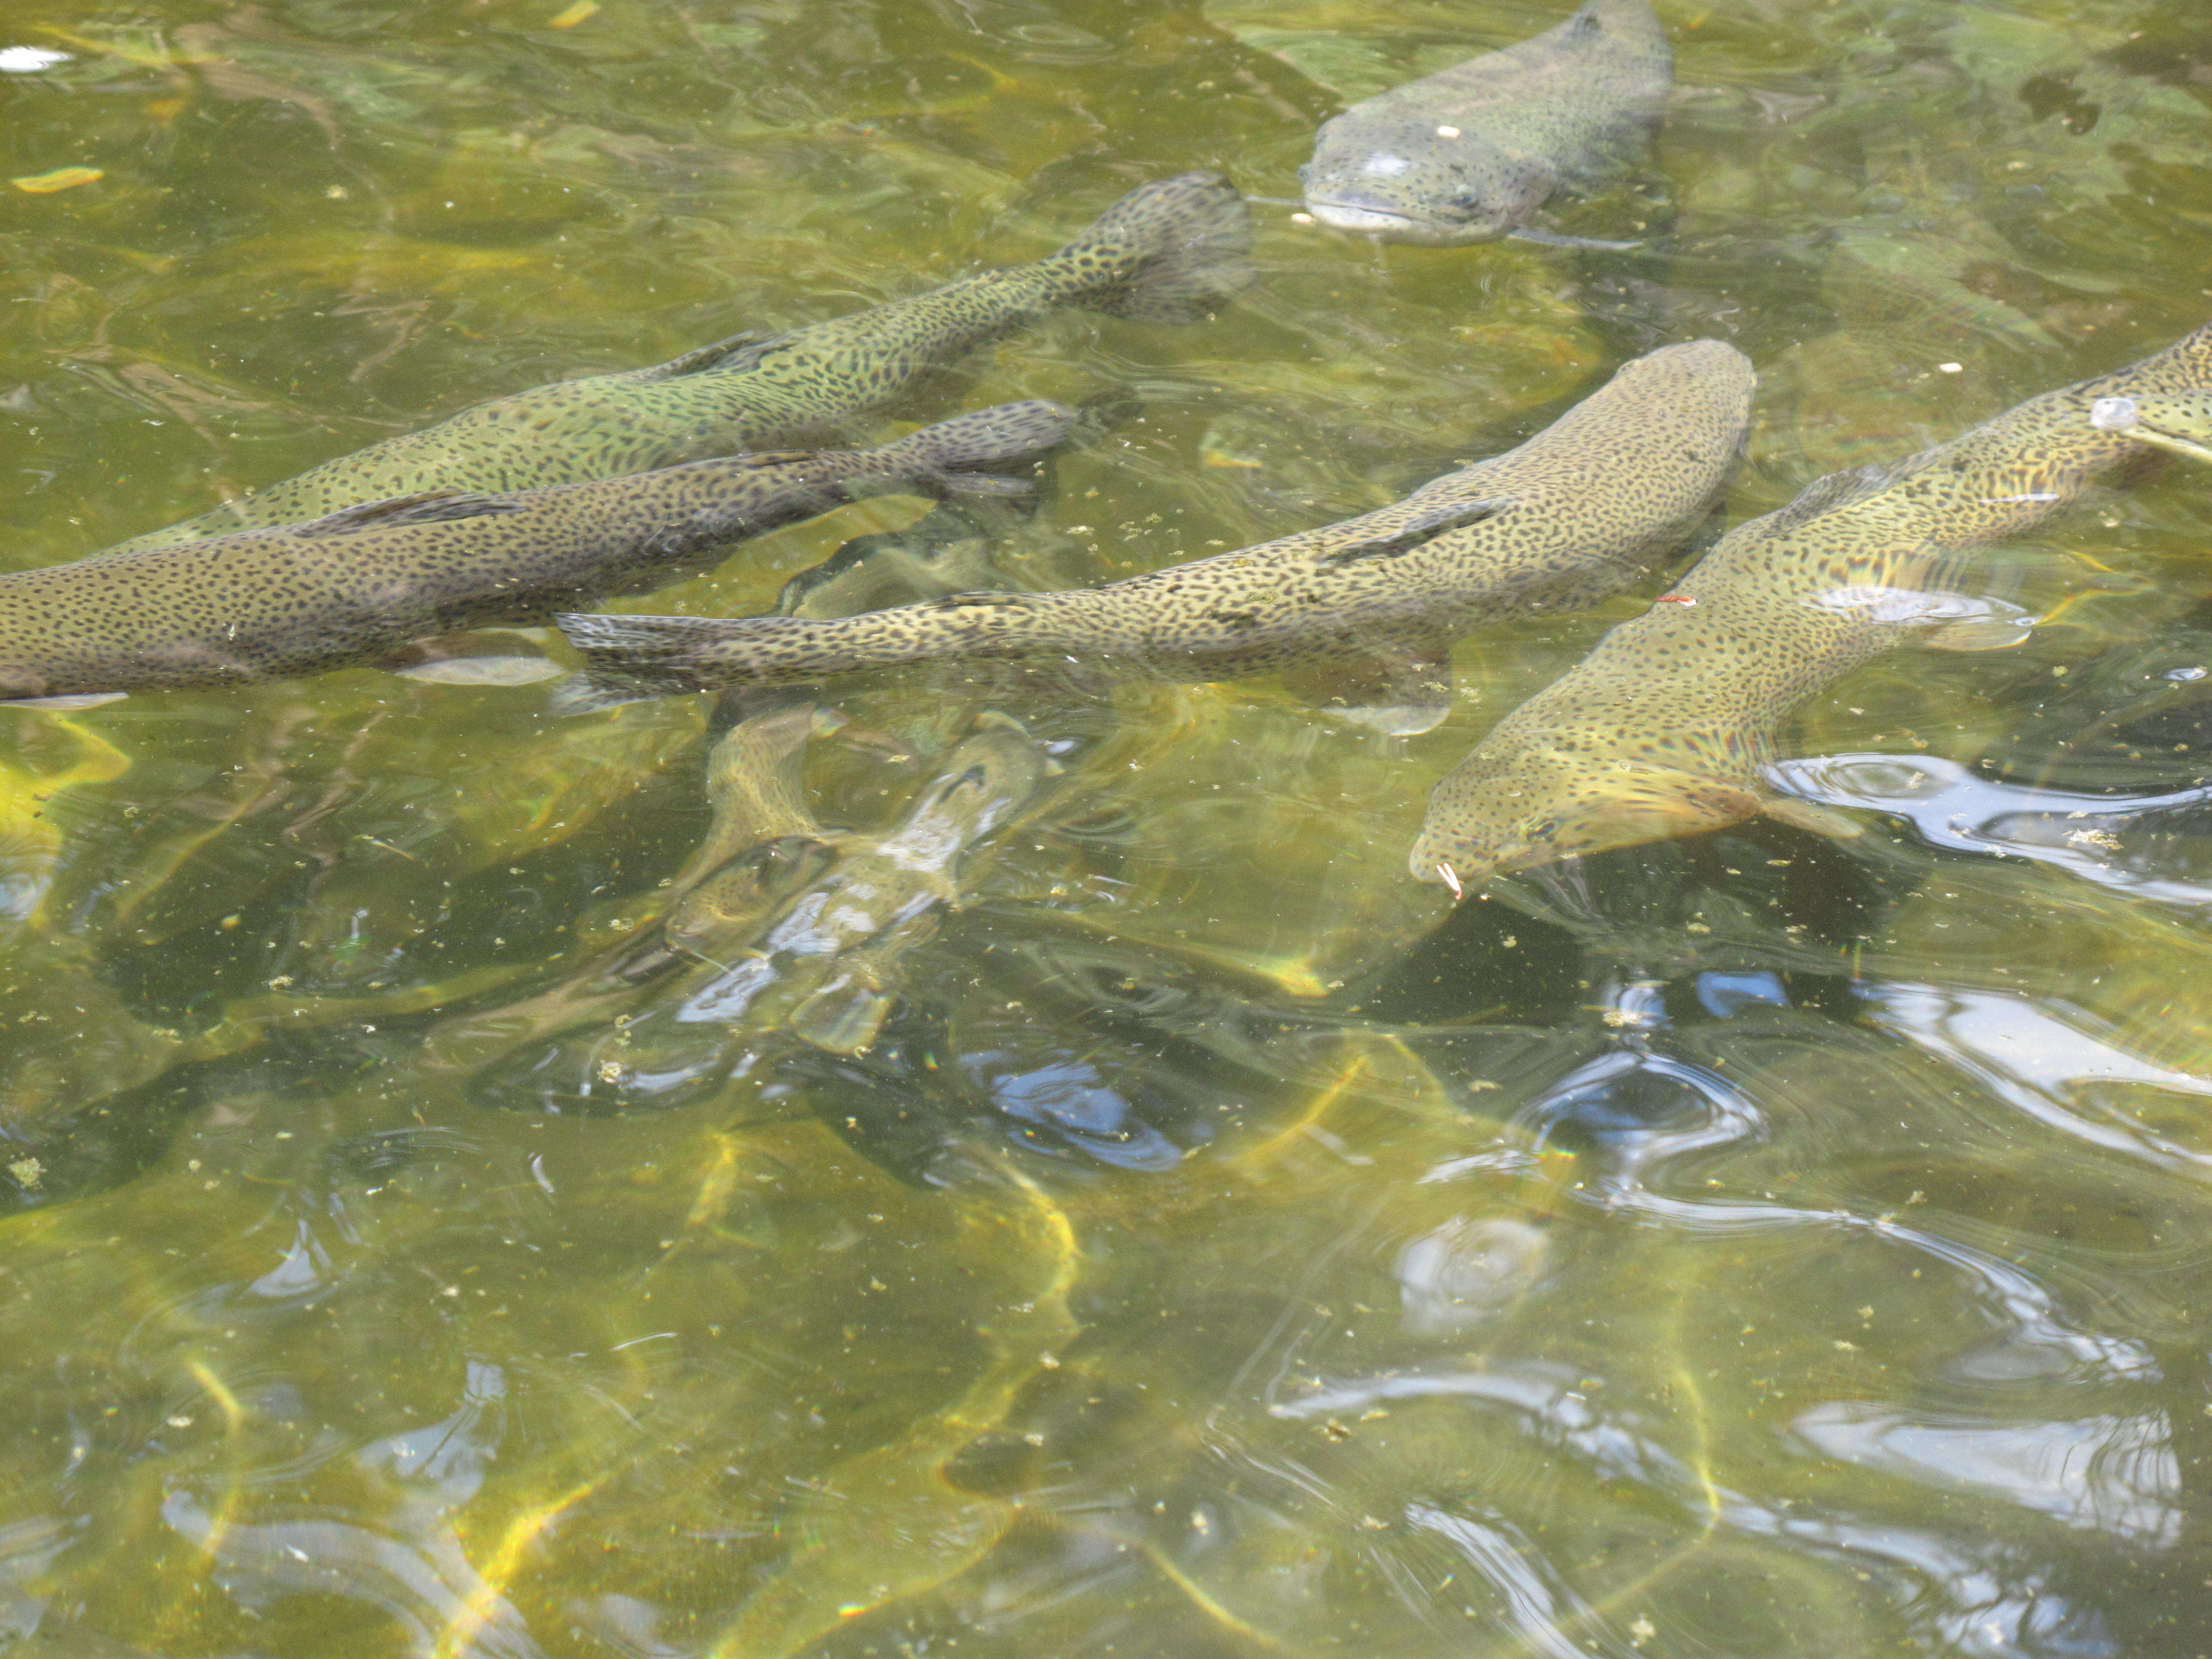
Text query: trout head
1300 121 1545 245
1409 745 1860 891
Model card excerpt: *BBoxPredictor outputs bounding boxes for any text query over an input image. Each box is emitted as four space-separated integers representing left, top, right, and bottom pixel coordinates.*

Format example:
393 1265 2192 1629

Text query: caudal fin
863 398 1078 496
550 613 764 711
1050 171 1253 324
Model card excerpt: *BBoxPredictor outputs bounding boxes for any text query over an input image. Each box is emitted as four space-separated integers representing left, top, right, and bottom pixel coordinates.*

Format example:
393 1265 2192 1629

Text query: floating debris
12 166 103 194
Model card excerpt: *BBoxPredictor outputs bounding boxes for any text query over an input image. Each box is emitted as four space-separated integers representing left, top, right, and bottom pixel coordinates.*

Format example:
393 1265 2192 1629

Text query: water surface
7 1 2212 1654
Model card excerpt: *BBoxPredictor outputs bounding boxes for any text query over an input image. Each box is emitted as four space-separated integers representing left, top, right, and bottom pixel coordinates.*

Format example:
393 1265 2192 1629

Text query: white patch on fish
2091 396 2141 433
0 692 129 710
1304 199 1426 234
1803 586 2035 628
389 655 564 687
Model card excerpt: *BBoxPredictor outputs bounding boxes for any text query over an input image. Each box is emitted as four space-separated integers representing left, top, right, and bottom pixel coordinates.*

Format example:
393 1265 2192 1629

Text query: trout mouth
1300 195 1491 244
1302 196 1426 233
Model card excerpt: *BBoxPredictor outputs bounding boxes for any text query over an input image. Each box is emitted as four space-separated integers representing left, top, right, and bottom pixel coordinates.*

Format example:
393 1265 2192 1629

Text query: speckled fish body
102 174 1249 554
2090 388 2212 465
556 340 1754 715
0 400 1075 700
1301 0 1670 245
1411 326 2212 887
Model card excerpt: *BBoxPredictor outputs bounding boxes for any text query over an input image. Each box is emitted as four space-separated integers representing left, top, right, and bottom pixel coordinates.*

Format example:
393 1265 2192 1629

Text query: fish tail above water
1041 171 1254 323
851 398 1079 497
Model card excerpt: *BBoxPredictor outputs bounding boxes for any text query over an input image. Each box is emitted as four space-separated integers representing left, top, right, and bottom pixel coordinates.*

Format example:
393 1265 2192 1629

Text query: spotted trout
1300 0 1670 246
0 400 1075 701
2089 389 2212 464
555 340 1754 729
101 173 1249 554
1410 324 2212 888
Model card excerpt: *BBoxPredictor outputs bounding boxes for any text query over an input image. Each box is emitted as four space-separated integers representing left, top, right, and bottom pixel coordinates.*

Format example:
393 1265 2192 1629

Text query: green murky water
7 0 2212 1653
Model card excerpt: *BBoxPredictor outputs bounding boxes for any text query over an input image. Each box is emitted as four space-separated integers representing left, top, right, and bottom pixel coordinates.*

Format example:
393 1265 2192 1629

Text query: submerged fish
653 711 1059 1056
436 712 1057 1102
104 173 1250 552
555 340 1754 732
417 695 846 1081
770 494 1035 621
0 401 1075 701
1300 0 1671 247
420 496 1062 1084
1410 325 2212 887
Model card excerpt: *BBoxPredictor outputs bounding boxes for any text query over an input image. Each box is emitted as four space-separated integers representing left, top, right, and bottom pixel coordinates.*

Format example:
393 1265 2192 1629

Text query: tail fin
551 613 763 711
1049 171 1253 324
862 398 1077 497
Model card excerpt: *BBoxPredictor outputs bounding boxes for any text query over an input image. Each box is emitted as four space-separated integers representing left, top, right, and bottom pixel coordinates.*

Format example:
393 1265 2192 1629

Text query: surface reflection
1775 751 2212 907
10 0 2212 1654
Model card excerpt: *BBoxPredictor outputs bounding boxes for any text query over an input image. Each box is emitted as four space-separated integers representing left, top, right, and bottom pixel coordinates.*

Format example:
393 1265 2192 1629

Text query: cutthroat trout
1410 324 2212 888
554 340 1754 728
101 173 1249 554
1301 0 1670 246
0 401 1075 701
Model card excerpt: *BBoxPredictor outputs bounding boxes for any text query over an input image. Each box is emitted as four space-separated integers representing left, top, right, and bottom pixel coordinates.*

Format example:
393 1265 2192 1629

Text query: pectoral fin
646 330 777 379
1679 777 1865 840
1759 793 1864 839
0 692 128 710
934 472 1037 498
1507 225 1645 252
1921 618 2036 652
388 655 565 686
1299 645 1457 736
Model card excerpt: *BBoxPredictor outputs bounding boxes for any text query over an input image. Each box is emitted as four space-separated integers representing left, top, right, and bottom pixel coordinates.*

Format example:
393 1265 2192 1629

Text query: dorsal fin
637 330 781 381
1316 497 1515 566
291 490 532 536
919 589 1039 612
1762 450 1937 533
